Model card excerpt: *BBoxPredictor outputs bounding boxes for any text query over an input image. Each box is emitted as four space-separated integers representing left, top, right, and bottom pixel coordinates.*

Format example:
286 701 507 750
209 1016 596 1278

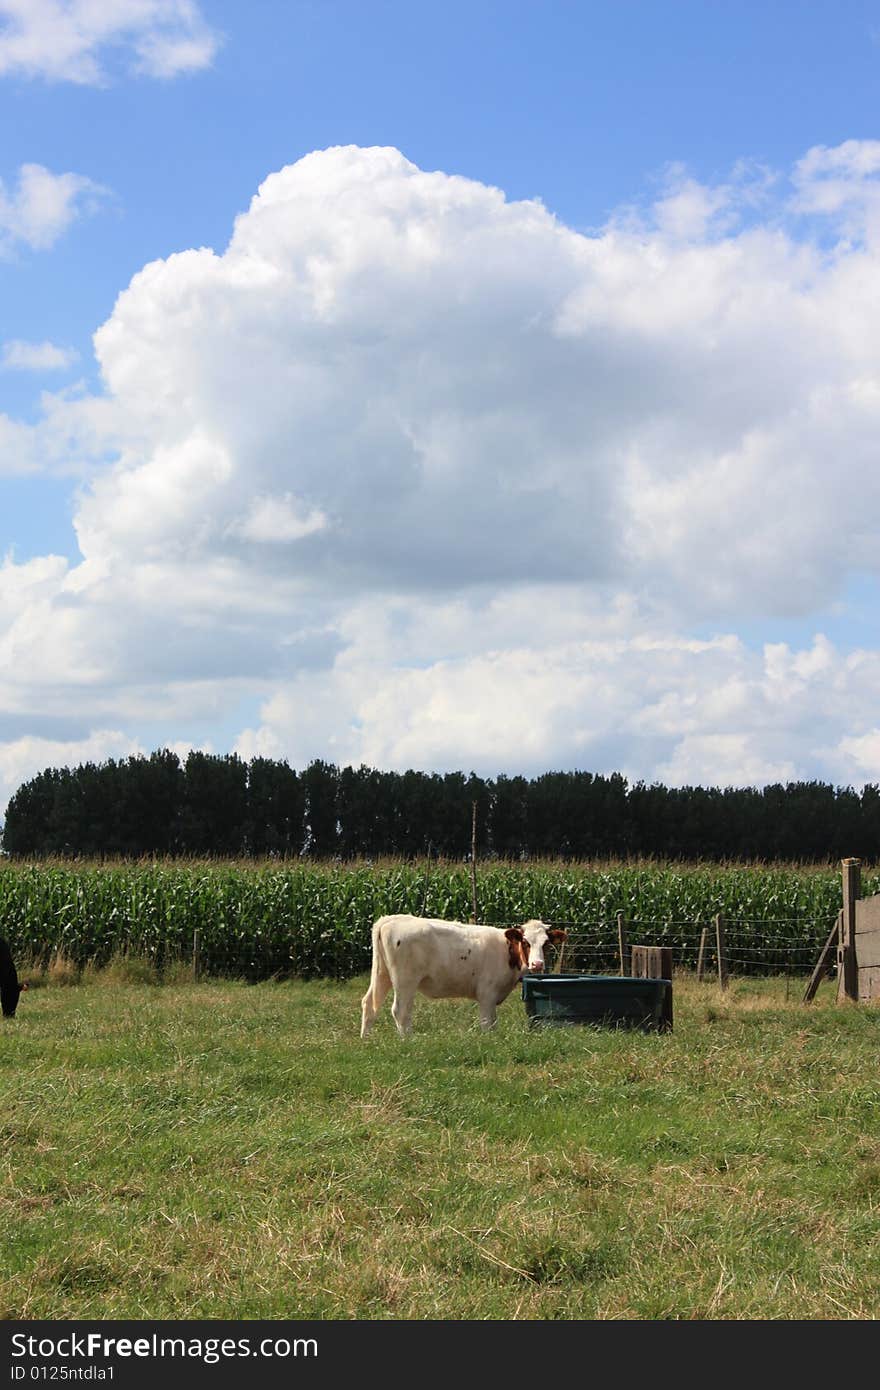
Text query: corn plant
0 858 873 980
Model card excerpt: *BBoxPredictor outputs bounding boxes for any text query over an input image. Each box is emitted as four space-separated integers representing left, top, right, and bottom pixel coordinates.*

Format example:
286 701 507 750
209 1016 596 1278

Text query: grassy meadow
2 965 879 1320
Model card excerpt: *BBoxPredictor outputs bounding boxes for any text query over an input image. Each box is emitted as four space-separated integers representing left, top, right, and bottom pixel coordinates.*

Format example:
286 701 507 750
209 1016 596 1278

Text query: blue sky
2 0 880 810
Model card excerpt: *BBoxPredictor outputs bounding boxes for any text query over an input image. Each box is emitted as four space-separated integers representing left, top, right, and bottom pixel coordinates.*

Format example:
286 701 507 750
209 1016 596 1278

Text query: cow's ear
549 929 567 943
505 927 524 941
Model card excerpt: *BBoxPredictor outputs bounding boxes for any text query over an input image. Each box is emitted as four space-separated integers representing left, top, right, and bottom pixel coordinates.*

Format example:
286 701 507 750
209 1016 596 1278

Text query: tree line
1 749 879 861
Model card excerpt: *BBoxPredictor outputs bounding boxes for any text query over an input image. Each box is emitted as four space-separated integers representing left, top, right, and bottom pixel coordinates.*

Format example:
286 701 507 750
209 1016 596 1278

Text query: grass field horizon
2 967 879 1320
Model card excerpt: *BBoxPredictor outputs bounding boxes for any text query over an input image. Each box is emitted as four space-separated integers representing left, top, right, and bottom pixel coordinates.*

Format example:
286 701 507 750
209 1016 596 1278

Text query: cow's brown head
520 921 567 974
504 927 530 973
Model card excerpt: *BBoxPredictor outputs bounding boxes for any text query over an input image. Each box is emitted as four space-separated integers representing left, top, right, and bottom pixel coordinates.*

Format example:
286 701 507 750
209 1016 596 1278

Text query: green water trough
521 973 673 1032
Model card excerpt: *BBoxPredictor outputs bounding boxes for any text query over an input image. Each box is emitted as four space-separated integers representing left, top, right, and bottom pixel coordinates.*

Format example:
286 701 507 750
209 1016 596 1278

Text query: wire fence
23 915 832 983
168 915 833 982
543 916 832 979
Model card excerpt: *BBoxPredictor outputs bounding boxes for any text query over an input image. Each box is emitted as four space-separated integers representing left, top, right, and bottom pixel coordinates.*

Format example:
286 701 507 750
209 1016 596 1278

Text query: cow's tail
360 918 392 1038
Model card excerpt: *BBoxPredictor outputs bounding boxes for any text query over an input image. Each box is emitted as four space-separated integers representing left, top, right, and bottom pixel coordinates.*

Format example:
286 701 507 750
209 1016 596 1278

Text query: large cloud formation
2 143 880 811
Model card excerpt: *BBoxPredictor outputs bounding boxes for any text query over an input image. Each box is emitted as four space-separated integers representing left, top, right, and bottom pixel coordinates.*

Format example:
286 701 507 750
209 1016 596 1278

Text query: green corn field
2 857 876 980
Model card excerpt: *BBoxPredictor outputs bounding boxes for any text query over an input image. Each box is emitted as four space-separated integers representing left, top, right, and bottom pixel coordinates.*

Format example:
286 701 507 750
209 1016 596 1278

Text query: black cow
1 937 24 1017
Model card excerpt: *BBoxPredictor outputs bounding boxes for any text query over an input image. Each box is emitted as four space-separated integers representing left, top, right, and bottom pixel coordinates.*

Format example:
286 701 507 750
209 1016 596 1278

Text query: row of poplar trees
2 749 880 861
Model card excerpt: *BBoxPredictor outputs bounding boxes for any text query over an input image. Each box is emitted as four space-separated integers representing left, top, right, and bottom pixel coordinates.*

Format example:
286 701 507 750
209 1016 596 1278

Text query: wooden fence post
715 914 728 991
837 858 861 1002
630 945 674 1030
696 925 708 982
631 945 673 980
553 935 566 974
192 929 201 981
803 912 842 1004
617 912 629 976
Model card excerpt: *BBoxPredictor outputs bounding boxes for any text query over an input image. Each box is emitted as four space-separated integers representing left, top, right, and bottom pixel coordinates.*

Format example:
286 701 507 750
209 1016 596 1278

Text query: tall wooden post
553 935 566 974
803 912 841 1004
715 914 728 991
617 912 629 976
837 858 861 1002
192 929 201 981
696 925 708 982
470 801 479 924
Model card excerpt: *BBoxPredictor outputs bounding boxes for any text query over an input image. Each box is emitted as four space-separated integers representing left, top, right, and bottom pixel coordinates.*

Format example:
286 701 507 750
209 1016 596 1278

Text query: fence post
192 929 201 982
553 934 566 974
696 925 708 982
631 944 673 980
715 914 728 991
837 858 861 1002
629 946 674 1030
617 912 629 976
804 911 843 1004
470 801 479 924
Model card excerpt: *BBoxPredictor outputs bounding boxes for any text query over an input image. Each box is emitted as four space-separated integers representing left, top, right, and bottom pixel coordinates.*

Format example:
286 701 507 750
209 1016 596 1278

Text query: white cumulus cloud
836 729 880 782
234 604 880 789
233 493 329 545
0 0 220 84
0 162 105 253
0 730 143 819
2 339 78 370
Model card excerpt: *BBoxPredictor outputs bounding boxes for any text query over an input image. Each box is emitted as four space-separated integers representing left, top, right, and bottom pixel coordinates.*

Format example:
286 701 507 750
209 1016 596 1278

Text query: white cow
360 915 566 1037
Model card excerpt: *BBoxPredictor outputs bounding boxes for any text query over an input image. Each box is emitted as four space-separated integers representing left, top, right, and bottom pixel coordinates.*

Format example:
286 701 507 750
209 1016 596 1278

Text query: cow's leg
477 992 498 1030
390 989 414 1037
360 967 392 1038
361 978 389 1037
